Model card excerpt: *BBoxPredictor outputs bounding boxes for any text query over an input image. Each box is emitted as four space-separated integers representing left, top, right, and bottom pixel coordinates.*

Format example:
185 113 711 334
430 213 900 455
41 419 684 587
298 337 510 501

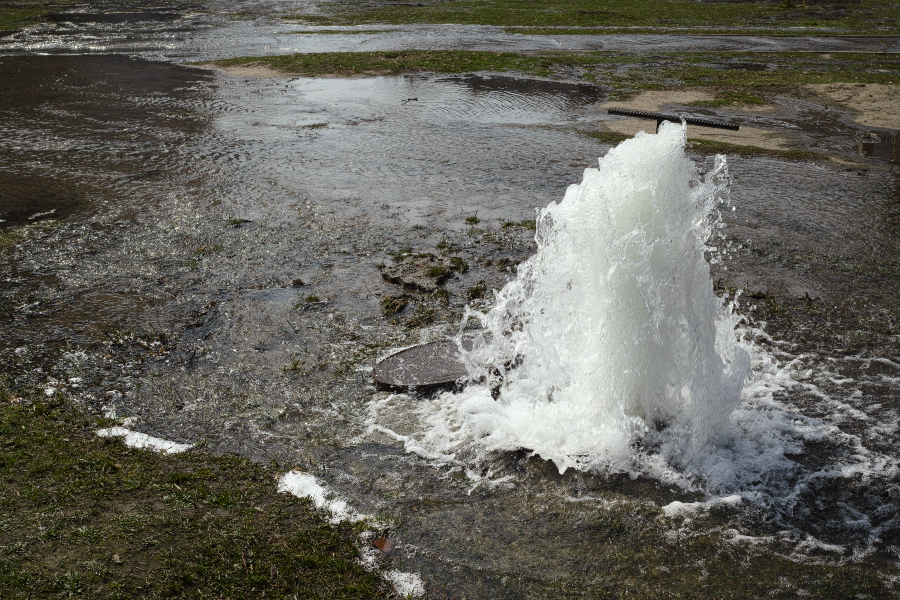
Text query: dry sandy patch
805 83 900 130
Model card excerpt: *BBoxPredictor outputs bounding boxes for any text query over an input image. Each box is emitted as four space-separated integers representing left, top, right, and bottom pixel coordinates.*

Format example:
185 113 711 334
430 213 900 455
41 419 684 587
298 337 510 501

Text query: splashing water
420 122 751 474
368 123 899 555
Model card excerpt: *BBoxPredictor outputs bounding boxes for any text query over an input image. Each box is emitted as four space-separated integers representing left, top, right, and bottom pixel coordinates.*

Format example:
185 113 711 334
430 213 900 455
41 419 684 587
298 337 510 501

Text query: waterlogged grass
582 51 900 92
0 227 26 254
213 50 899 93
0 221 60 255
289 29 386 35
288 0 900 34
213 50 558 77
0 390 391 599
0 0 77 32
686 138 825 161
504 25 899 36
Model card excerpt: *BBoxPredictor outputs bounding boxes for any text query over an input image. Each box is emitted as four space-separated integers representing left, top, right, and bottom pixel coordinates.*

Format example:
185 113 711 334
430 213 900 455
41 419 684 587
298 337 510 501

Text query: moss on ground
0 388 391 599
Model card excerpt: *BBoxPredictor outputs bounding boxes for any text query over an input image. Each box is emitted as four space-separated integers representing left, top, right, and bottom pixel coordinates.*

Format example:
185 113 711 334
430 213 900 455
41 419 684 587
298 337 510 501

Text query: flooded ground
3 8 900 60
2 3 900 598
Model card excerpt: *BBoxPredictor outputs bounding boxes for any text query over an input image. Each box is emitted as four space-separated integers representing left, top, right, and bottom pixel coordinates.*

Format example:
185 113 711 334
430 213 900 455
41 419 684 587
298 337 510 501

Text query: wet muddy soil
2 6 900 598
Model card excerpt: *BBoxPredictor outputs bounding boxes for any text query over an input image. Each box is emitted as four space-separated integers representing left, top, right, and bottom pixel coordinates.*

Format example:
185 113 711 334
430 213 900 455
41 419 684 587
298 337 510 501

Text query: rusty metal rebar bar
607 108 740 133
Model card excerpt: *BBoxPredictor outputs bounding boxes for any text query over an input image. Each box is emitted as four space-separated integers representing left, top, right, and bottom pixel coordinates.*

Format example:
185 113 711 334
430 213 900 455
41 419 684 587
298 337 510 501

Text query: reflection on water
857 132 896 161
0 54 214 227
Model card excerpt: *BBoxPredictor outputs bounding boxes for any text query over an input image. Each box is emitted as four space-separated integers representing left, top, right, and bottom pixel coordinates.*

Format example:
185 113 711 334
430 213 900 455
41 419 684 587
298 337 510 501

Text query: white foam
96 427 193 454
663 494 742 517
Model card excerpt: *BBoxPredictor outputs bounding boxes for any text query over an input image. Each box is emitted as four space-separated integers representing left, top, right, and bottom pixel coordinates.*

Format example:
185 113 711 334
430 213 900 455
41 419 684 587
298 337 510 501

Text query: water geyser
420 122 752 474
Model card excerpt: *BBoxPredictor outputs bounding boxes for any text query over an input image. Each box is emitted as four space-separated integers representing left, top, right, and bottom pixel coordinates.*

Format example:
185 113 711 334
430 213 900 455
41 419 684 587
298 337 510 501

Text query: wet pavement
2 4 900 598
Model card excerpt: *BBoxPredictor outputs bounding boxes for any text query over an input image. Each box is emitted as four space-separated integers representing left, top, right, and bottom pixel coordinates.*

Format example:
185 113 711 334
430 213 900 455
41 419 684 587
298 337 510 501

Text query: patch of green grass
495 257 519 271
381 294 409 316
466 280 488 301
686 138 826 161
212 50 559 78
575 129 632 146
0 0 80 32
0 392 391 600
290 29 386 35
500 218 538 232
303 294 321 303
389 246 414 262
0 227 26 254
465 213 480 225
448 256 469 273
302 122 329 129
195 242 224 255
425 265 451 279
406 303 435 328
287 0 900 34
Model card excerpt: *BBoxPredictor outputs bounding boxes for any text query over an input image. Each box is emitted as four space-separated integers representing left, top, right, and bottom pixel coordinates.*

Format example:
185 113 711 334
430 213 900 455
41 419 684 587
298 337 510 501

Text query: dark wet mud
3 6 900 598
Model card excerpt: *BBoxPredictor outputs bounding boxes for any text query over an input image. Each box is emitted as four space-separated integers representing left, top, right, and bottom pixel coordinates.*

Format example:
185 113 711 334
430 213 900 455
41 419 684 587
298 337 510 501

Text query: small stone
112 554 122 564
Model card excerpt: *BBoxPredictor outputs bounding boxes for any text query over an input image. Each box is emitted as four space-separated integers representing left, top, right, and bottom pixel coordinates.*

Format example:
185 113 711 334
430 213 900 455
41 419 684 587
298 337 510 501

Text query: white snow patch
277 469 367 524
357 544 380 570
383 570 425 598
96 427 193 454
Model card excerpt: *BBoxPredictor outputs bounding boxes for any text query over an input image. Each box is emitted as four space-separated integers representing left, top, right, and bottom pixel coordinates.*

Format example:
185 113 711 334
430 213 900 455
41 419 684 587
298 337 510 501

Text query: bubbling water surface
418 122 751 474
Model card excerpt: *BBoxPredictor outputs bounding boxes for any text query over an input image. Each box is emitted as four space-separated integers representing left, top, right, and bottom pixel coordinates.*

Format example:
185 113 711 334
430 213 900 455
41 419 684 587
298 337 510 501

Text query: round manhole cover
373 339 472 391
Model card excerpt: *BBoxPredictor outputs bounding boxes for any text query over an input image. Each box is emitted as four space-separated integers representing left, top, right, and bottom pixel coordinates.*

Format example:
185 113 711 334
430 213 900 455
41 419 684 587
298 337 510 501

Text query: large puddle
2 6 900 598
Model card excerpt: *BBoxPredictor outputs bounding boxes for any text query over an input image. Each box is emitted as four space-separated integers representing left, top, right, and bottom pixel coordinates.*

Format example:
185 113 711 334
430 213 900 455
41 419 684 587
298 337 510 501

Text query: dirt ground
806 82 900 130
196 62 284 77
601 90 796 151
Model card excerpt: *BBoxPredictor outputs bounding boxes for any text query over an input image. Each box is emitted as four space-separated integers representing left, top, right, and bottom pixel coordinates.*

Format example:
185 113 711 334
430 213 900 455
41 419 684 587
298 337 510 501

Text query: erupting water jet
410 122 752 474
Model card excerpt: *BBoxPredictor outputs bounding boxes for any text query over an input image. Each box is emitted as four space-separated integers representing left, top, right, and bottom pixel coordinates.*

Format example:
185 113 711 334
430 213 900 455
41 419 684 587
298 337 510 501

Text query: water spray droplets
412 123 752 473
